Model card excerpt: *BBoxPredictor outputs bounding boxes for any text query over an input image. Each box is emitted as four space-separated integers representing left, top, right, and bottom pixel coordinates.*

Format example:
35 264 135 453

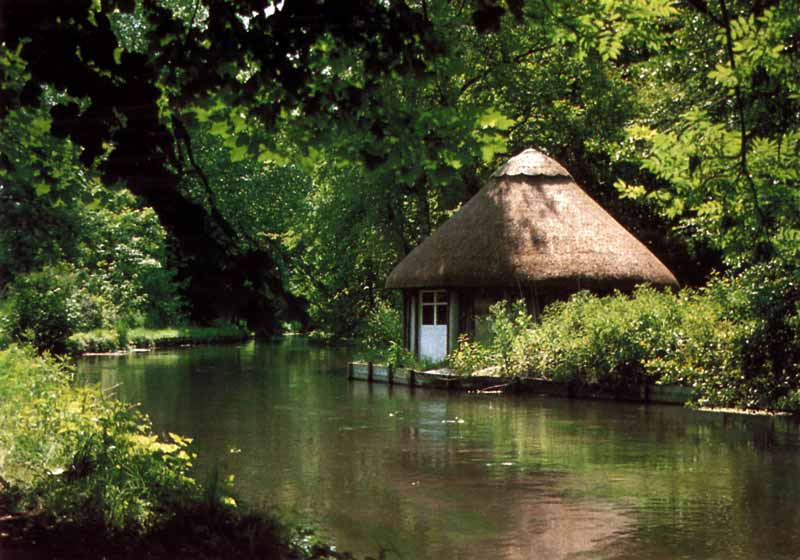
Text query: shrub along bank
446 262 800 412
65 324 252 355
0 345 346 559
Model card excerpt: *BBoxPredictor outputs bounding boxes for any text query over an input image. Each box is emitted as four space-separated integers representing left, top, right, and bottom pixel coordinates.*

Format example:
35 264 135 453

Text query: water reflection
78 339 800 559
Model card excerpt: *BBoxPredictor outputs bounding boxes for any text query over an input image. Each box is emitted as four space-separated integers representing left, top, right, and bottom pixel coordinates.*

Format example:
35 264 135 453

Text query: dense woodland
0 0 799 551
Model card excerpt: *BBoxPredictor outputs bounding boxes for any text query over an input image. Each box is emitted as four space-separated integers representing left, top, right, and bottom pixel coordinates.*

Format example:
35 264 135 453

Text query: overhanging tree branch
718 0 771 251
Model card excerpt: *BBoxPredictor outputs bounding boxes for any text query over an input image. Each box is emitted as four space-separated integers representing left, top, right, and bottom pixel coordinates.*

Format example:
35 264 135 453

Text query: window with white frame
420 290 448 326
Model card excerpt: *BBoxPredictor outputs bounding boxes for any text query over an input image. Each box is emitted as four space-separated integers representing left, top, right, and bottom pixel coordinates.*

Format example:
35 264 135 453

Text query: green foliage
0 301 12 349
65 324 250 354
449 270 800 412
650 262 800 410
616 0 800 266
487 300 536 376
0 345 200 533
4 256 186 353
286 163 408 337
126 324 250 350
352 298 448 370
528 288 694 389
355 299 402 356
65 330 122 355
448 334 496 376
0 46 184 350
450 300 535 377
4 265 81 352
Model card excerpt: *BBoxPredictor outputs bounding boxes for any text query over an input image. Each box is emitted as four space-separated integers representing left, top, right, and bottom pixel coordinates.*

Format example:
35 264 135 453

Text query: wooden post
367 362 374 383
409 369 416 387
348 362 353 380
388 364 394 385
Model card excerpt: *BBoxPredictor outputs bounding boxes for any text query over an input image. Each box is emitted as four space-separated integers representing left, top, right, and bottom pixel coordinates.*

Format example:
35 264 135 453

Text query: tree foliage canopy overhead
2 0 799 335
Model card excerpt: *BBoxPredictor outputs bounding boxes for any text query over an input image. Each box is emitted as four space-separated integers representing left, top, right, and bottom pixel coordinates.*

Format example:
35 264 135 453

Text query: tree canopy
2 0 799 335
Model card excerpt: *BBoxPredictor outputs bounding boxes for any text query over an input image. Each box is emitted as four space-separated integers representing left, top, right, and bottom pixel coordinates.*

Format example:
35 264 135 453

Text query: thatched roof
386 148 678 290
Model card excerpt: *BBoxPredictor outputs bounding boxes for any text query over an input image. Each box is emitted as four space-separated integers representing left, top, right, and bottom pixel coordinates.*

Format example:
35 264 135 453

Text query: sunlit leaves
478 108 515 130
28 182 51 199
620 0 800 265
708 63 736 88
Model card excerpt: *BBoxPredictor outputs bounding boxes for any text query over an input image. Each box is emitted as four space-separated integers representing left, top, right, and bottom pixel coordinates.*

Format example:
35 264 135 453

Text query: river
78 338 800 559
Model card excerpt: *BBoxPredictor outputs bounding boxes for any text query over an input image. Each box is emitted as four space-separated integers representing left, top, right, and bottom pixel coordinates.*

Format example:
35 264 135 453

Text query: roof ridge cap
491 148 571 178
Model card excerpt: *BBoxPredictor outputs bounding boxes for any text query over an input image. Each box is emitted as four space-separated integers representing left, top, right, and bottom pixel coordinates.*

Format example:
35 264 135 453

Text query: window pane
436 303 448 325
422 305 435 325
422 291 435 304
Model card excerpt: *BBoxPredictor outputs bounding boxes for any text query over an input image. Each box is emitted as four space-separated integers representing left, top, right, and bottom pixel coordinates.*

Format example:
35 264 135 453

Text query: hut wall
458 290 474 341
448 291 459 353
402 290 409 350
409 291 417 355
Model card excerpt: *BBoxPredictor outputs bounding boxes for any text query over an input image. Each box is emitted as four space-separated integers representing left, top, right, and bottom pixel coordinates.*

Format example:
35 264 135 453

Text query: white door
419 290 448 362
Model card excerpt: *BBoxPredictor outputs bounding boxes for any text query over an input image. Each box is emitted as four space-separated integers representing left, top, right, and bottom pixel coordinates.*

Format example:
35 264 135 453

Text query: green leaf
34 182 51 196
209 120 229 136
615 179 647 200
230 145 248 163
31 117 51 136
478 109 515 131
708 64 736 88
257 148 289 165
444 155 463 169
479 133 507 163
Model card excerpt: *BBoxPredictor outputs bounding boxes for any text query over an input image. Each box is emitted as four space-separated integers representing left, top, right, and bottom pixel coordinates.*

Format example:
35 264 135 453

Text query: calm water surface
78 339 800 559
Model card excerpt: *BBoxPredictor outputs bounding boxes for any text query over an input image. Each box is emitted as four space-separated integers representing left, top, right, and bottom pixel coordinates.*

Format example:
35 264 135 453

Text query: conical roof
385 148 678 290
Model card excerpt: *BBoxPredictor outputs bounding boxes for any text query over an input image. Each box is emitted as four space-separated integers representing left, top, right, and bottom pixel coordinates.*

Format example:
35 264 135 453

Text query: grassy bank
0 344 345 559
66 324 252 355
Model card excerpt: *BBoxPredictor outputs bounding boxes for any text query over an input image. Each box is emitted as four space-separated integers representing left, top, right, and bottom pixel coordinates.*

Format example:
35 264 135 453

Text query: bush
65 329 121 355
448 334 496 375
3 264 126 352
0 345 200 533
0 299 12 349
650 262 800 410
531 287 691 389
447 263 800 411
2 255 186 354
4 265 79 352
453 288 722 388
139 267 186 328
354 298 402 355
449 300 534 376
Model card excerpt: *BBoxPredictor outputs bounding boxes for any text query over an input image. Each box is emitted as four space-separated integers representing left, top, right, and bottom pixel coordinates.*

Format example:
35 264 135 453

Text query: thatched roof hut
386 148 678 291
386 148 678 362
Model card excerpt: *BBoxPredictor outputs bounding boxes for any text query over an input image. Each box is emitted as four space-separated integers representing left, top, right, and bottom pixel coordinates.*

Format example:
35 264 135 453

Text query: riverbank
0 496 346 560
349 361 800 416
66 324 252 355
349 361 695 405
0 498 280 560
0 344 349 560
